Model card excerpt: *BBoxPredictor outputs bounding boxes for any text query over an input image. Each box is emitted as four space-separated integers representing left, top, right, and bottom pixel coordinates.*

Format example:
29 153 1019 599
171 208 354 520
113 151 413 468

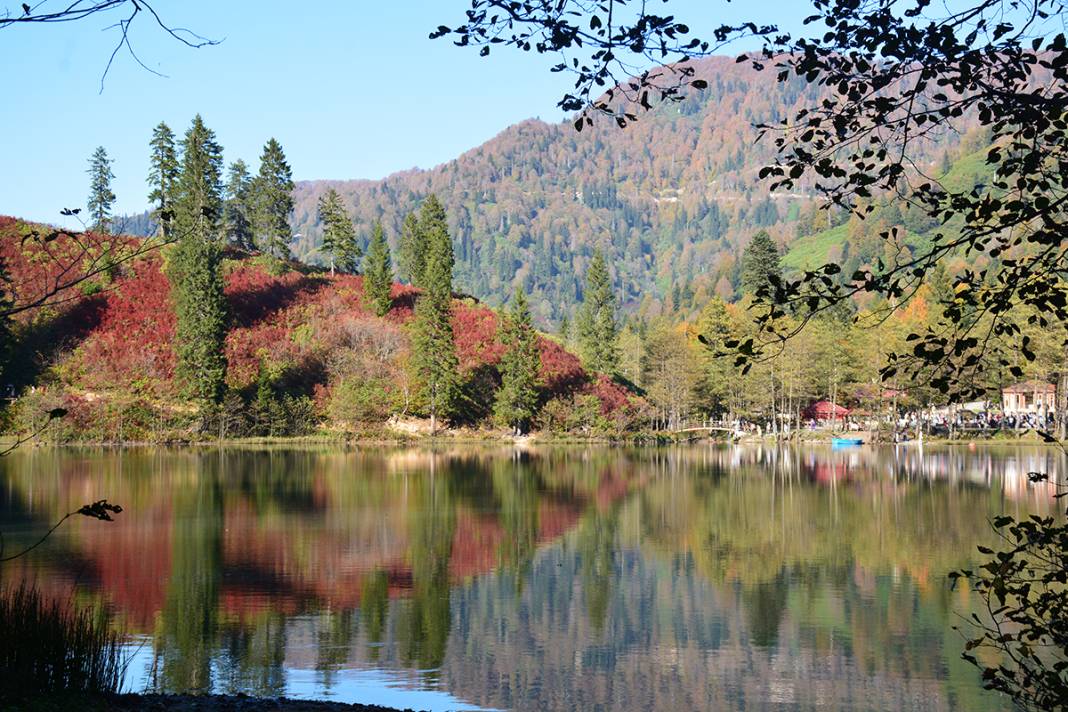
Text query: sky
0 1 808 226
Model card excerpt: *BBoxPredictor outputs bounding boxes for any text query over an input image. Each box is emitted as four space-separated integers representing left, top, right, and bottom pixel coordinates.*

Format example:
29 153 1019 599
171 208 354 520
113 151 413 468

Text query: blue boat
832 437 864 447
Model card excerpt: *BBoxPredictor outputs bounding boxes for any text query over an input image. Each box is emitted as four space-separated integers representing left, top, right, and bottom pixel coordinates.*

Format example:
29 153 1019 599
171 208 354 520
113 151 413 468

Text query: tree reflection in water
0 444 1062 711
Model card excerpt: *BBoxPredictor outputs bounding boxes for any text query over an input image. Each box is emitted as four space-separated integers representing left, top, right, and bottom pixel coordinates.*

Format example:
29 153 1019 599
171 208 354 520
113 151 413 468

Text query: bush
0 583 125 698
329 377 403 426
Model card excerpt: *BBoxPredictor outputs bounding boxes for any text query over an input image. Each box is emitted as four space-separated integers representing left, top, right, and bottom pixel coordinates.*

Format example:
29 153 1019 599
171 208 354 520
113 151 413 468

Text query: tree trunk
1058 343 1068 441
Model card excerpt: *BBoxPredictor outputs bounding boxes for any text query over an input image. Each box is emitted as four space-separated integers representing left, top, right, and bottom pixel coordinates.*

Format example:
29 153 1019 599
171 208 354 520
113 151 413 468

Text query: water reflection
1 444 1061 711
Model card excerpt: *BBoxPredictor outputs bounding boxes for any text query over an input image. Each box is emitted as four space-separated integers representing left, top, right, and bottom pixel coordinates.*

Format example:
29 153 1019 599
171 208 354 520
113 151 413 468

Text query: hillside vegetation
0 216 636 442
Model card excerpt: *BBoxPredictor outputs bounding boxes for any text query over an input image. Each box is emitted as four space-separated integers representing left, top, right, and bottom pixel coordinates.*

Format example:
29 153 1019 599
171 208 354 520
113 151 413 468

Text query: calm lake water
1 444 1064 711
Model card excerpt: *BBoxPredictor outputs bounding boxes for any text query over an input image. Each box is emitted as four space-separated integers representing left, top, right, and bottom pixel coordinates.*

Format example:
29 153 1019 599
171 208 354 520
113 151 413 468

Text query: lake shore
6 692 421 712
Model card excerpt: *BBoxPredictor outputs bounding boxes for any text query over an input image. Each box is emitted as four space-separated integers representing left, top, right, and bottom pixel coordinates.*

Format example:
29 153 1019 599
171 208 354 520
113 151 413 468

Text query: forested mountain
289 56 974 324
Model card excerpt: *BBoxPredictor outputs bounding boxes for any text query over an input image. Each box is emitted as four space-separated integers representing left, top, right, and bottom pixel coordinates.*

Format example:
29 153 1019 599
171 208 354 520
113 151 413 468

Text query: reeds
0 582 125 697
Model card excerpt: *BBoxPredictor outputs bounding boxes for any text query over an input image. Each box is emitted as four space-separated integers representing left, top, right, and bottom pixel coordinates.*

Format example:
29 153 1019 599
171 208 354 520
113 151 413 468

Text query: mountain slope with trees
287 56 972 324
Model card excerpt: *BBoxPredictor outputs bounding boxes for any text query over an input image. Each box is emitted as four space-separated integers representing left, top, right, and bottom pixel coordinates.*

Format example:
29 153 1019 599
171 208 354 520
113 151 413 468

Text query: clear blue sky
0 1 806 226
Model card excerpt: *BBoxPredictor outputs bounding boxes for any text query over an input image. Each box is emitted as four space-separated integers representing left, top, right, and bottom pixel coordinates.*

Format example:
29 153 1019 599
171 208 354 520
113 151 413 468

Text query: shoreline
1 431 1063 450
4 692 421 712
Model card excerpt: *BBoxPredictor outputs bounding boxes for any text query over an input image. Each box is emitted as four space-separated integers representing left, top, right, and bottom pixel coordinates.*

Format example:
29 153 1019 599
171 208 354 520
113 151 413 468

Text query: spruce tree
740 230 783 299
252 138 294 259
577 250 619 374
86 146 116 233
398 211 425 286
418 194 451 280
170 115 228 407
317 188 360 274
409 206 458 432
147 122 179 239
224 159 255 250
363 222 393 316
494 290 541 434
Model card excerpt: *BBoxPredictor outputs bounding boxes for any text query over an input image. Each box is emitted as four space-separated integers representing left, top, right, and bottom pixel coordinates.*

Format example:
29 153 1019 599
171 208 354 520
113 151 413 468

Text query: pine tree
409 205 458 432
363 222 393 316
170 115 228 407
317 188 360 274
740 230 783 299
252 138 294 259
397 212 424 286
494 290 541 434
147 122 179 240
86 146 116 233
224 159 255 250
577 250 619 374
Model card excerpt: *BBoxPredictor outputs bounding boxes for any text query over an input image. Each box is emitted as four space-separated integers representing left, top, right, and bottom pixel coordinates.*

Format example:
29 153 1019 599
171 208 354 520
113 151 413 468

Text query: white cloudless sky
0 0 808 225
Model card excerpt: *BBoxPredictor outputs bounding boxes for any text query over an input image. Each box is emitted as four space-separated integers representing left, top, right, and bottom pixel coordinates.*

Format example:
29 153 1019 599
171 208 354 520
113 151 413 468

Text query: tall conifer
253 138 294 259
224 159 255 250
363 222 393 316
147 122 178 240
740 229 783 299
170 114 228 407
409 203 459 432
86 146 116 233
494 290 541 434
317 188 360 274
398 211 425 286
577 250 619 374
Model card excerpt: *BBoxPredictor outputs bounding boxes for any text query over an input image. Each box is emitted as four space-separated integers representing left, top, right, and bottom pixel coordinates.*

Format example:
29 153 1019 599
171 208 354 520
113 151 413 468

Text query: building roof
802 400 851 419
1002 380 1056 395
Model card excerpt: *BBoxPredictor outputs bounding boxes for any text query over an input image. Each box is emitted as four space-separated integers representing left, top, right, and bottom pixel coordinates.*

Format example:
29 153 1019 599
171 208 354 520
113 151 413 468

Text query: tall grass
0 582 125 697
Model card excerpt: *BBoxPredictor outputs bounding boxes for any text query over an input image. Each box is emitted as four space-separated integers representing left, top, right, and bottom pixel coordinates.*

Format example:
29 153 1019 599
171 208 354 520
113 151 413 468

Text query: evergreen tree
397 212 425 286
224 159 255 250
577 250 619 374
252 138 294 259
170 115 228 407
86 146 116 233
494 290 541 434
558 313 571 344
317 188 360 274
173 115 224 242
362 222 393 316
147 122 179 240
409 207 458 432
740 230 783 299
417 194 452 282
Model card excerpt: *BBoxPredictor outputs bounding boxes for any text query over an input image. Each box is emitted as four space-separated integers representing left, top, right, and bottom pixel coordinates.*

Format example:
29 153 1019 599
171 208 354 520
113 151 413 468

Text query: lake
1 444 1063 711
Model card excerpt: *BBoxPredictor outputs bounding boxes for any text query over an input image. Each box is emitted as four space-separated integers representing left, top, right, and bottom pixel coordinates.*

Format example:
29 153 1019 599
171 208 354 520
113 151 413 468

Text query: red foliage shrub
67 256 176 393
0 216 140 321
452 302 503 371
585 374 641 421
537 337 586 396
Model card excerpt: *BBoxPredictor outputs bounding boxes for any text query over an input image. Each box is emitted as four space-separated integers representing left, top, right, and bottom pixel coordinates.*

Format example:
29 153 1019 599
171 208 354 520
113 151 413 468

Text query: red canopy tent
802 400 851 421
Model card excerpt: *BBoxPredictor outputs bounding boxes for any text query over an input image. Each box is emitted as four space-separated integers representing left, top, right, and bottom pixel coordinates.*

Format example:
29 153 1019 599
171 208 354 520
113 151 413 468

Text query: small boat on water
831 437 864 447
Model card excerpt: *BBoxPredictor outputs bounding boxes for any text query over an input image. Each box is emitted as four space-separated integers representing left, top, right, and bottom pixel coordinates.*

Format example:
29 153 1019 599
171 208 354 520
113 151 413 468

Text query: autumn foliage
4 217 639 438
